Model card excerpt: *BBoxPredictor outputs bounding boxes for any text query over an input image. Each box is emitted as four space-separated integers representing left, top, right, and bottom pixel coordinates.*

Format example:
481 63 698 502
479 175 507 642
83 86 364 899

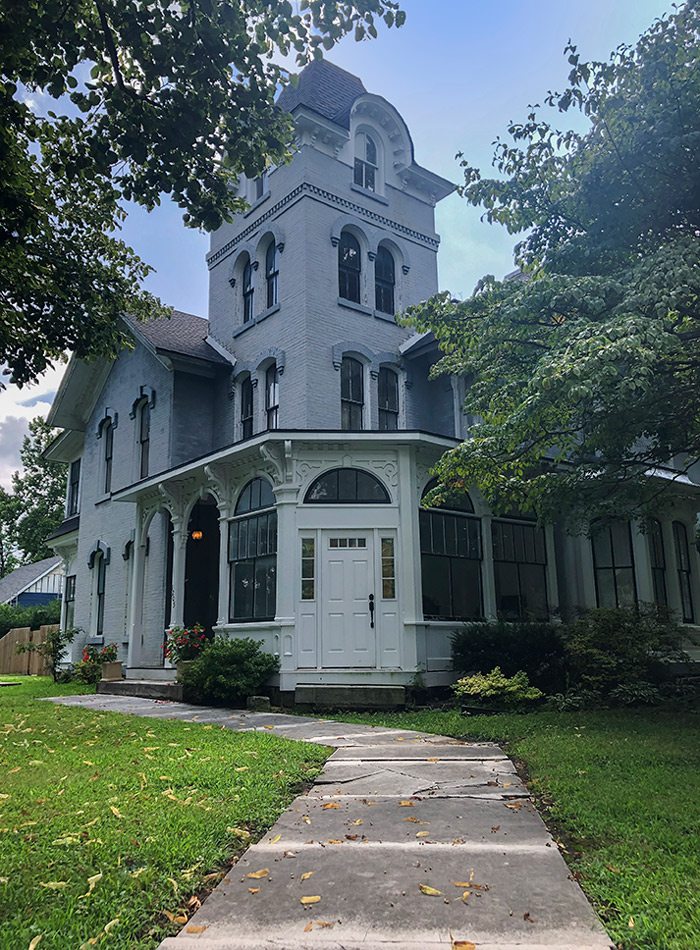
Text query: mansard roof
277 59 366 128
124 310 229 366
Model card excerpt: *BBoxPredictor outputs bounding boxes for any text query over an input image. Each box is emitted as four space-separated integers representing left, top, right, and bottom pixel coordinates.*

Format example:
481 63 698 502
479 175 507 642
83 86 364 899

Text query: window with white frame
228 478 277 622
242 255 254 323
64 574 76 630
265 363 279 430
354 132 378 192
338 231 361 303
340 356 364 430
375 245 395 314
591 521 637 609
265 241 278 309
378 366 399 431
138 400 150 480
67 459 81 516
100 418 114 494
240 376 254 439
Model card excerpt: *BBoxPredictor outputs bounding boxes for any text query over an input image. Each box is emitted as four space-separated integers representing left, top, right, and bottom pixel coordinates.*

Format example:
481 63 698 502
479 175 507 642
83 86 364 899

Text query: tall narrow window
673 521 695 623
67 459 81 516
354 133 377 191
301 537 315 600
265 363 279 430
341 356 363 430
649 519 668 608
492 515 548 620
64 574 76 630
240 376 253 440
95 553 107 637
242 257 254 323
381 537 396 599
375 246 395 314
254 173 266 200
591 521 637 609
265 241 278 309
228 478 277 622
338 232 361 303
138 401 150 480
378 367 399 431
102 419 114 494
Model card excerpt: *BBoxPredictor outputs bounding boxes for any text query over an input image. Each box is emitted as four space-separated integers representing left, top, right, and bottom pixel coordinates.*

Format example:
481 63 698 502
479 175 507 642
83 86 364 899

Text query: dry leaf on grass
300 895 321 905
28 936 43 950
79 872 103 899
162 910 187 924
39 882 68 890
418 884 442 897
109 805 123 819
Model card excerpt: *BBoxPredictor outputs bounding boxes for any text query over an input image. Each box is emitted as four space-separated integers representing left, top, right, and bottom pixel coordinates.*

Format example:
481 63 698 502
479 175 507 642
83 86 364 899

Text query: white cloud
0 364 67 488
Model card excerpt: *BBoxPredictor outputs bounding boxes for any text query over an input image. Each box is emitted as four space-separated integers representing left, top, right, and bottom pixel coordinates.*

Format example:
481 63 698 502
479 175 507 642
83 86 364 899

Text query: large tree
0 0 403 386
407 1 700 529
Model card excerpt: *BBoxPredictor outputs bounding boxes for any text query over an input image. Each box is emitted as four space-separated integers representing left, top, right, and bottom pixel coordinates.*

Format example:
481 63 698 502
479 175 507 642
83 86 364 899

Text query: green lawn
323 706 700 950
0 676 328 949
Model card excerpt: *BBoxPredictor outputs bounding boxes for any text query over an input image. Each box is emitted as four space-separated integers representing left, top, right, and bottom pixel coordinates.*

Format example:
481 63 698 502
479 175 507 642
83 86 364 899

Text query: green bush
73 643 119 684
0 599 61 638
15 625 76 682
453 666 544 709
451 620 566 692
181 637 279 707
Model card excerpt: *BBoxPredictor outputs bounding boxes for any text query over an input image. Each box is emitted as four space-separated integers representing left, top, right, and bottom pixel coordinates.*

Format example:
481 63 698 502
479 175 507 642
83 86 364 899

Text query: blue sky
0 0 673 485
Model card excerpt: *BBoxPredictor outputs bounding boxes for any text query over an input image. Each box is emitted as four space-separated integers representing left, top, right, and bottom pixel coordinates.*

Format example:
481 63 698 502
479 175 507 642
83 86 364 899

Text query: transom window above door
304 467 390 504
329 537 367 548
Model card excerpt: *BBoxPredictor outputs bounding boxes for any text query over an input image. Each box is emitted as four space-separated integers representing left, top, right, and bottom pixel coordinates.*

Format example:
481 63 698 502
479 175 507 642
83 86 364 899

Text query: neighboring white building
45 61 700 699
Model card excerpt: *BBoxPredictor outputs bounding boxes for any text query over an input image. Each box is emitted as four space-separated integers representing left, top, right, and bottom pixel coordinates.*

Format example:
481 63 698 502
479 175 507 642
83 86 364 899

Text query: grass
321 705 700 950
0 676 329 949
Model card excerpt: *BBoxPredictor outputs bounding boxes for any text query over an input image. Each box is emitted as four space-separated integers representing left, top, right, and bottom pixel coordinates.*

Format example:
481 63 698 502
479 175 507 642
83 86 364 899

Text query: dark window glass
102 419 113 494
492 518 548 620
422 478 475 514
255 174 265 200
242 258 254 323
139 401 150 479
265 363 279 430
67 459 81 516
591 521 637 609
228 480 277 622
375 246 395 314
354 134 377 191
378 366 399 431
649 519 668 608
338 232 361 303
673 521 695 623
240 376 253 439
265 241 278 309
304 468 390 504
95 554 107 637
341 356 363 430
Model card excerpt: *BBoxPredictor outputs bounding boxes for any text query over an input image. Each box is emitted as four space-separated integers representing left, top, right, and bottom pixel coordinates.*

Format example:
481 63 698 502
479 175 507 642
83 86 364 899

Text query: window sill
244 191 271 217
373 308 397 323
232 302 280 337
337 297 373 316
350 183 389 206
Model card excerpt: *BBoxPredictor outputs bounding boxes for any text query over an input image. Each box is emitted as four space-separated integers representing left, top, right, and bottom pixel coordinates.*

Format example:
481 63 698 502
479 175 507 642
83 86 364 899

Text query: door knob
368 593 375 629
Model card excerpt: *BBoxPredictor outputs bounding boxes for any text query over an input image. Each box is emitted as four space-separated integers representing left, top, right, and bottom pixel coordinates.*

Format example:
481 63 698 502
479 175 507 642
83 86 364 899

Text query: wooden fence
0 625 57 675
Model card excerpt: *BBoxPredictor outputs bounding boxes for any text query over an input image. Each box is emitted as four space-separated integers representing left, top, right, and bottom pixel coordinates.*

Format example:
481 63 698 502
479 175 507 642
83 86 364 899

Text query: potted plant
453 666 544 715
164 624 208 680
74 643 120 683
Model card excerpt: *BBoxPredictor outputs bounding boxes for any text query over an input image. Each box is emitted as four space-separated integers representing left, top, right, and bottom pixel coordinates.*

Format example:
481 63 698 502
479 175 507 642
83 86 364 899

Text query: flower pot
176 659 196 683
101 661 123 682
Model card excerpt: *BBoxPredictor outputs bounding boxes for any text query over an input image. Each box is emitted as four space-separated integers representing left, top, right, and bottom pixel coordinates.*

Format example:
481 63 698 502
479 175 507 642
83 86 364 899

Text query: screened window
378 367 399 431
649 519 668 608
591 521 637 609
265 241 278 309
492 516 548 620
265 363 279 431
419 484 482 621
354 133 377 192
305 468 390 504
673 521 695 623
341 356 364 430
138 401 150 480
242 257 254 323
240 376 253 440
228 478 277 622
338 232 361 303
67 459 80 516
95 554 107 637
102 418 114 494
375 246 395 314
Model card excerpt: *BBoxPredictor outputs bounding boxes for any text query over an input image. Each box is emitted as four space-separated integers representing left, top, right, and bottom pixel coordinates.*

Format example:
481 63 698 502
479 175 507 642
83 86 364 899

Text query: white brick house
46 61 700 698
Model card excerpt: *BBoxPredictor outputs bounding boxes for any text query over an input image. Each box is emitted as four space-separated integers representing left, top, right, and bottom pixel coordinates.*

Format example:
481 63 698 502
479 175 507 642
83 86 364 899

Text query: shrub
16 626 77 682
451 620 566 692
181 637 279 707
73 643 119 684
453 666 544 709
562 605 685 699
164 624 208 663
0 599 62 638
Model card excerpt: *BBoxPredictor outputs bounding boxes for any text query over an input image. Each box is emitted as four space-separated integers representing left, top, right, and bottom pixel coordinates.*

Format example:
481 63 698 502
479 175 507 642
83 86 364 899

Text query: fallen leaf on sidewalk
185 926 207 934
300 895 321 905
416 831 430 838
426 757 441 763
246 869 269 879
418 884 442 896
301 871 315 881
248 887 260 895
269 834 281 844
399 800 415 807
322 802 341 810
402 816 420 823
452 941 476 949
504 801 522 810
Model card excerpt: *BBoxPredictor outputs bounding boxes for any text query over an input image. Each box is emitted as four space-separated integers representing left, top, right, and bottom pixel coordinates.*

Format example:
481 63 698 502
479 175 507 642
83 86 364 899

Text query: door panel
321 533 376 668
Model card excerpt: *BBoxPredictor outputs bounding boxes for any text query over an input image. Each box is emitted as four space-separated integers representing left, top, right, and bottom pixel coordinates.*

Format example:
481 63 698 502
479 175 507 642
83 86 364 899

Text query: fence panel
0 625 56 676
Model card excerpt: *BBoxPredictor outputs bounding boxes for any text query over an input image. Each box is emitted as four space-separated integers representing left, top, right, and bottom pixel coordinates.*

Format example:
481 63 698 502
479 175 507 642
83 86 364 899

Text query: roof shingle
277 59 366 129
125 310 229 365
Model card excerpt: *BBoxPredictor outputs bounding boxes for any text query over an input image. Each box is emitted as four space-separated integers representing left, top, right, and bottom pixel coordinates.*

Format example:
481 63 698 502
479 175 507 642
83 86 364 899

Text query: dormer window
354 133 377 192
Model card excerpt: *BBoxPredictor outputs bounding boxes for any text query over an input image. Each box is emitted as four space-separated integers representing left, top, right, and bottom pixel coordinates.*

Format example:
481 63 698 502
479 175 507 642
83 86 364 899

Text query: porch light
191 529 203 541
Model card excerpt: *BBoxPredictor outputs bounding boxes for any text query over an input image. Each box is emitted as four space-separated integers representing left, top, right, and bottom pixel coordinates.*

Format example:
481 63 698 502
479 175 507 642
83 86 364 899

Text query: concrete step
295 684 405 710
97 679 183 701
126 666 176 681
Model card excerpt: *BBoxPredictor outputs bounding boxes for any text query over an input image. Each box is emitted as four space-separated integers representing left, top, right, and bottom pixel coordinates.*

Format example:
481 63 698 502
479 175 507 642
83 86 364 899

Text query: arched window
378 367 399 431
265 363 279 430
265 241 278 309
492 511 548 620
340 356 363 430
240 375 253 439
649 519 668 608
242 256 254 323
228 478 277 622
100 417 114 494
591 520 636 609
338 231 361 303
354 132 377 192
419 480 482 621
305 468 390 504
673 521 695 622
375 246 395 314
138 400 150 480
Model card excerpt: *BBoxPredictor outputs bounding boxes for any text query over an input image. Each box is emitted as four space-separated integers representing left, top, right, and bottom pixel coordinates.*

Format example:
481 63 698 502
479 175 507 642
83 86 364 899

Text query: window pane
421 554 451 619
592 528 613 568
228 521 239 561
338 468 357 501
254 555 276 619
494 562 520 620
365 135 377 166
518 563 548 620
615 567 637 608
595 567 617 608
231 561 255 620
450 558 482 620
611 522 633 567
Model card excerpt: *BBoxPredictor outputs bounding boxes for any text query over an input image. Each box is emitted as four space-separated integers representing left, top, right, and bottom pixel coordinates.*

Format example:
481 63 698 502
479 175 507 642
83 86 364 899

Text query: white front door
321 531 376 667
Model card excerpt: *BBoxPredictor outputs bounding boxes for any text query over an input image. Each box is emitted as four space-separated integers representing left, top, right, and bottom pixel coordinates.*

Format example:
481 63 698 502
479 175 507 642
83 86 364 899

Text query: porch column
169 516 187 630
480 515 498 621
273 484 299 675
397 447 422 670
126 524 147 668
216 505 231 627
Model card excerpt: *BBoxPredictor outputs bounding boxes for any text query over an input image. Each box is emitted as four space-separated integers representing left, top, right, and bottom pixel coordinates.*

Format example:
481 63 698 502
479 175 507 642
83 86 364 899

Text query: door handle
368 593 375 629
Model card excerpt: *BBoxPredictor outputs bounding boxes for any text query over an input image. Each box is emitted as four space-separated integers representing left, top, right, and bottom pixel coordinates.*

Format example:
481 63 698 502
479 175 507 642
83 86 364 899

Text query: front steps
294 683 405 709
126 666 176 681
98 668 182 701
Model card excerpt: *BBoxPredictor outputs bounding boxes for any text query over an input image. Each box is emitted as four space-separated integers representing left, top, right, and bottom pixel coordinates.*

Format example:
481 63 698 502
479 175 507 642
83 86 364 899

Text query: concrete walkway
49 694 612 949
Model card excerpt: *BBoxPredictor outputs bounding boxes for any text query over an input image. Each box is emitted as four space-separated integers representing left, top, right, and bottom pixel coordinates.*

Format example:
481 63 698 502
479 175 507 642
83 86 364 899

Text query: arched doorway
184 494 220 633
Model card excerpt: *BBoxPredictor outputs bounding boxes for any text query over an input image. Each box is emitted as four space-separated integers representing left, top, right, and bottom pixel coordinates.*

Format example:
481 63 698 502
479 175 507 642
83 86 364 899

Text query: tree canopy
0 0 403 386
407 1 700 528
